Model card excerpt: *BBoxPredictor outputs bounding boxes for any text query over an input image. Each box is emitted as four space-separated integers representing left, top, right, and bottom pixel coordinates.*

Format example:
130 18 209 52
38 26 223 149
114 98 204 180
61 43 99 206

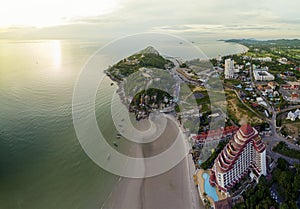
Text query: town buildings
210 124 267 193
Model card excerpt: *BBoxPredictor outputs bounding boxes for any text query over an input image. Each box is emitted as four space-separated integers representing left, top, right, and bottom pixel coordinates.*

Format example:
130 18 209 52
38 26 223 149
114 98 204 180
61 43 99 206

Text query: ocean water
0 39 245 209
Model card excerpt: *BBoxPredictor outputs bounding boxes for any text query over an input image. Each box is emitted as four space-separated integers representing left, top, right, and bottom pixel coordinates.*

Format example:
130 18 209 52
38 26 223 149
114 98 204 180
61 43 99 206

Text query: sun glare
0 0 121 27
51 40 61 67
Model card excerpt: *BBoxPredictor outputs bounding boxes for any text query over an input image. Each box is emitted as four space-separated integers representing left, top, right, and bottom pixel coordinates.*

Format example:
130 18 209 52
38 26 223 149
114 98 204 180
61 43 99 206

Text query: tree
280 203 289 209
293 175 300 191
277 158 288 171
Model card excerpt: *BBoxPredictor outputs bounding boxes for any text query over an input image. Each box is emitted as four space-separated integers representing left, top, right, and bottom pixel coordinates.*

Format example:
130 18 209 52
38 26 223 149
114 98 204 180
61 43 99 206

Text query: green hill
105 46 173 81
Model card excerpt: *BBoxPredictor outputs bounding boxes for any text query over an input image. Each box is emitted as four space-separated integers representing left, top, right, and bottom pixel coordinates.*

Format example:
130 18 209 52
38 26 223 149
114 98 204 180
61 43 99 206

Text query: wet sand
102 117 203 209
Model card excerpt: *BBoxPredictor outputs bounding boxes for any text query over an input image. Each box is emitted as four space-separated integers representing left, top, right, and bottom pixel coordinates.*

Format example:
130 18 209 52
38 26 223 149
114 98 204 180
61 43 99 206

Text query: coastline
102 116 202 209
104 67 203 208
102 42 248 208
208 41 249 59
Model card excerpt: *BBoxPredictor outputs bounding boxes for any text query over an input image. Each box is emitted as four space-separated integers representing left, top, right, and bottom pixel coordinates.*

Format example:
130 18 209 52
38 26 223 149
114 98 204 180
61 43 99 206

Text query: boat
113 141 118 147
107 153 111 160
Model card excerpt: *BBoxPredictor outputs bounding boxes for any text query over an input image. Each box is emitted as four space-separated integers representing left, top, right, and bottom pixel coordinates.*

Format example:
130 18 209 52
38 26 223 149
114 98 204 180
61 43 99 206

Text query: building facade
210 124 267 192
253 69 275 81
224 59 234 79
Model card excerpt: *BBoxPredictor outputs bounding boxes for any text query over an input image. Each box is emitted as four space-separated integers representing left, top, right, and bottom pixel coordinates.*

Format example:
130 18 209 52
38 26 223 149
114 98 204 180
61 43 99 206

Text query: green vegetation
200 139 228 170
225 90 263 126
273 141 300 160
106 46 172 80
225 39 300 49
198 111 212 133
131 88 173 107
224 79 241 86
232 176 277 209
179 63 187 68
234 158 300 209
272 158 300 209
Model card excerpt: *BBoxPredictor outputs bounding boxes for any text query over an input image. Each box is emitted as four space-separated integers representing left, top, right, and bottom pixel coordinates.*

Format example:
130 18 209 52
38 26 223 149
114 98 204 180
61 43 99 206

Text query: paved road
263 111 300 165
278 104 300 114
246 60 300 164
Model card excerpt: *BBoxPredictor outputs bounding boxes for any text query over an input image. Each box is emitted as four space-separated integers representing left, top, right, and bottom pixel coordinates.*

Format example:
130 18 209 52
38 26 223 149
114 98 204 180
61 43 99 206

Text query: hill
105 46 173 81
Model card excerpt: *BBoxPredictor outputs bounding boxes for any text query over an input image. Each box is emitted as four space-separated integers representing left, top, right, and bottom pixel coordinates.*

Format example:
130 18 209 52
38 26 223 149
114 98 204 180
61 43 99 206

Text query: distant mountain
223 38 300 47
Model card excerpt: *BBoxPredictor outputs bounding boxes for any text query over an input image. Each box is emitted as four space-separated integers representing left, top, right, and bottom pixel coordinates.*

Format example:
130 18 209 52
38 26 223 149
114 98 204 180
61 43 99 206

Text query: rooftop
240 124 254 136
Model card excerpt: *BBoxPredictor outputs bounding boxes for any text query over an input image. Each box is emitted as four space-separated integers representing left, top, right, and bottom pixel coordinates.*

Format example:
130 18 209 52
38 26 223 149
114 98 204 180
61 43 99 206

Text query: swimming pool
202 173 219 201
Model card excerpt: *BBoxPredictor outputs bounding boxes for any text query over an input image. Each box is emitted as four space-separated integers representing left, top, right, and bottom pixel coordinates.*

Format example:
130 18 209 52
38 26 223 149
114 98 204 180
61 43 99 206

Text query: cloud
0 0 299 40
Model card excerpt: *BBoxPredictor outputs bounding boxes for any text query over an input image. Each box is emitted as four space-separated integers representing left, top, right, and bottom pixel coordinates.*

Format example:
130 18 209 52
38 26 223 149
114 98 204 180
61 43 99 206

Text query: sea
0 38 246 209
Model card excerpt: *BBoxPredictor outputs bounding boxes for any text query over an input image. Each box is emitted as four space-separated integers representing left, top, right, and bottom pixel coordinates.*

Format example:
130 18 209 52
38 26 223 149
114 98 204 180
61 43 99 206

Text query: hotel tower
210 124 267 192
224 59 234 79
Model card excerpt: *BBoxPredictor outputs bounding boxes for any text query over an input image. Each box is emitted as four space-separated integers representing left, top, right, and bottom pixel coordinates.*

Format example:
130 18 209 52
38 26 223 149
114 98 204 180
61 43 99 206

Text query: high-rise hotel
224 59 234 79
210 124 267 193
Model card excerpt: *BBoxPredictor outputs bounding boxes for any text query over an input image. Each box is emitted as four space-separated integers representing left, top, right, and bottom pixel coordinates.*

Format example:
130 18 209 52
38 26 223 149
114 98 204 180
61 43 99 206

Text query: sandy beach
102 117 203 209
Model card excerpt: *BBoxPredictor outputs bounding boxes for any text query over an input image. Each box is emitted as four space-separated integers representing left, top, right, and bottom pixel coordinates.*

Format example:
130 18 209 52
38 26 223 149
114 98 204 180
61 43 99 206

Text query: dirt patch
283 123 300 138
227 98 263 125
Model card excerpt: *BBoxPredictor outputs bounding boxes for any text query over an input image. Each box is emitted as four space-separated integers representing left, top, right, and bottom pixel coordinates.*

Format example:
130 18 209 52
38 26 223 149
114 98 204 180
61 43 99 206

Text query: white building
286 109 300 121
256 97 267 107
210 124 267 193
278 57 288 64
224 59 234 79
253 69 275 81
253 57 272 62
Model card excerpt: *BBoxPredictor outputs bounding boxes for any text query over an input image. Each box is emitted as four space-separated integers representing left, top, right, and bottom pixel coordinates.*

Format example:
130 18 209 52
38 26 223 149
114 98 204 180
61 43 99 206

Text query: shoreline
103 43 248 208
210 41 249 59
102 117 203 209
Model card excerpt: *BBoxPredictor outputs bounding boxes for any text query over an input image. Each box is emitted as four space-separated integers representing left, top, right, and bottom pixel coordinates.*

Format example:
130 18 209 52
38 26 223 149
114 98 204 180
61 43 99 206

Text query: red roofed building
192 126 239 143
210 124 267 193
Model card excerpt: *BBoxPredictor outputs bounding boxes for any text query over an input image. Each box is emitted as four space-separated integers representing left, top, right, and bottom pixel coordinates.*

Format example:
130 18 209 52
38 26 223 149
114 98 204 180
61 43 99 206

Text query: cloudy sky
1 0 299 40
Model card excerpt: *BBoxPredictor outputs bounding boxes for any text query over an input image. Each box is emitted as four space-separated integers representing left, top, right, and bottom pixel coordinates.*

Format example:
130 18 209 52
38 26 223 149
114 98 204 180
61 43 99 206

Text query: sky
0 0 299 40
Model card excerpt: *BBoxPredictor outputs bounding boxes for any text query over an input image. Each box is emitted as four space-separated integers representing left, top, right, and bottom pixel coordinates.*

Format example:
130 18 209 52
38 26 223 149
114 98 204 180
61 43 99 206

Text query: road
278 104 300 114
248 59 300 164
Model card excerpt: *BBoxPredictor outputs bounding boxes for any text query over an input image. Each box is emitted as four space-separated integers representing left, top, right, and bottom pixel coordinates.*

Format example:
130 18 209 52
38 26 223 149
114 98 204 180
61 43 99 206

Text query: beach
0 39 249 208
102 117 203 209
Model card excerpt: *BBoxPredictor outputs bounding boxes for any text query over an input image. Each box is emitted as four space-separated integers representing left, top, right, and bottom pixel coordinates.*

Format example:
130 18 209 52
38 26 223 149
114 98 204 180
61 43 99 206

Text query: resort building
210 124 267 193
252 57 272 62
224 59 234 79
286 109 300 121
253 69 275 81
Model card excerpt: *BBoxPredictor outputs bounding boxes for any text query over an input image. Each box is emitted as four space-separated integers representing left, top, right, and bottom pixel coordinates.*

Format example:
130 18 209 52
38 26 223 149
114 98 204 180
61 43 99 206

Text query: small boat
113 141 118 147
107 153 111 160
